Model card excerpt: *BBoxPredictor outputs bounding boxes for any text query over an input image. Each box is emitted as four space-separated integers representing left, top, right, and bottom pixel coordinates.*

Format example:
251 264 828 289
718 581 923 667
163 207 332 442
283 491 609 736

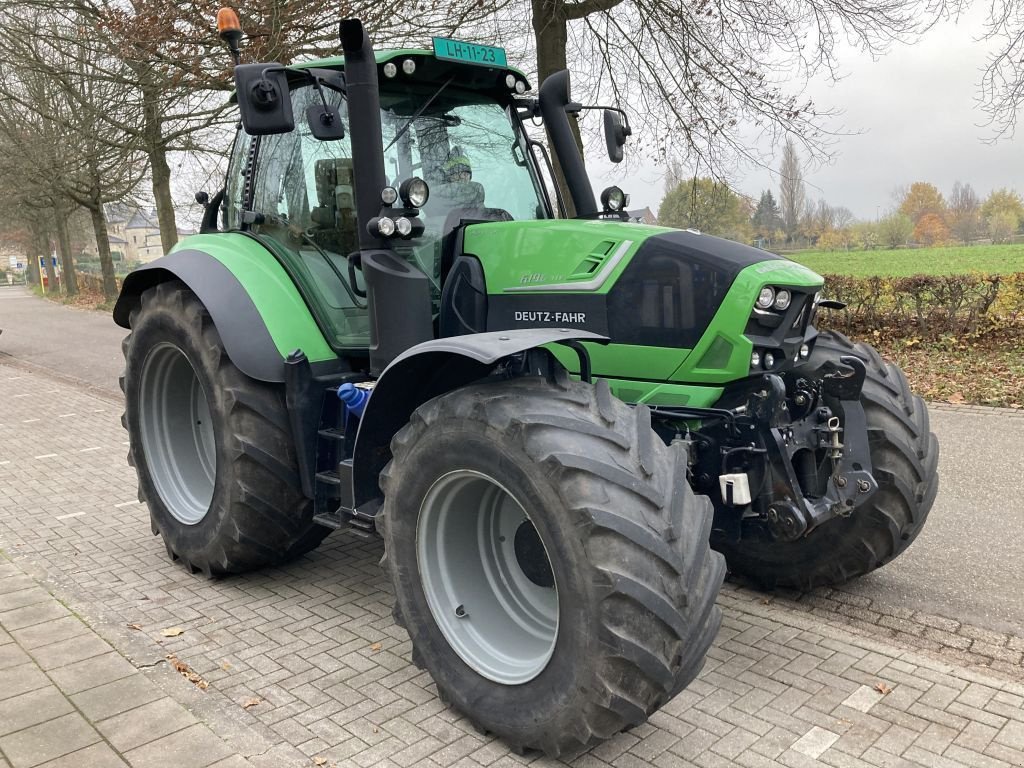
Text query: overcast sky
591 5 1020 222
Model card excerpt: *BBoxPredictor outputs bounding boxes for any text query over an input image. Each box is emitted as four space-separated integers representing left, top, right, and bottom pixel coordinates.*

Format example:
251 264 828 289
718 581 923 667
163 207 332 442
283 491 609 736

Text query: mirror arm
575 104 632 134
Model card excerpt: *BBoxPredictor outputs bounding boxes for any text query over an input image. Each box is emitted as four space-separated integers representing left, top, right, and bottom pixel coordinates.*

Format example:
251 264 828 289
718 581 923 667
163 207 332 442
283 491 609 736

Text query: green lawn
782 243 1024 276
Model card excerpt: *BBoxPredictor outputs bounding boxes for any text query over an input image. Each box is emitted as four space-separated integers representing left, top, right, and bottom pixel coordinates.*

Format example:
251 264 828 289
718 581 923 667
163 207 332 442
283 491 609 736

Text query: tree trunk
53 207 78 296
26 219 44 287
532 0 585 217
150 143 178 253
41 228 58 295
142 86 178 253
88 189 119 301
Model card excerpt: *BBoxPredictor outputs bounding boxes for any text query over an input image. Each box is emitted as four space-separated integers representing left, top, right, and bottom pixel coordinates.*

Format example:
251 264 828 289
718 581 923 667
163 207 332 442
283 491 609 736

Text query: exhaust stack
339 19 389 251
538 70 597 217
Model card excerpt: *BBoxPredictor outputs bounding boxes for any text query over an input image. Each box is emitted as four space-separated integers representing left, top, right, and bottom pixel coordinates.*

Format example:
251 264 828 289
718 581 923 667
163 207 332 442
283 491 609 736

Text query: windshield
244 80 547 348
379 82 548 292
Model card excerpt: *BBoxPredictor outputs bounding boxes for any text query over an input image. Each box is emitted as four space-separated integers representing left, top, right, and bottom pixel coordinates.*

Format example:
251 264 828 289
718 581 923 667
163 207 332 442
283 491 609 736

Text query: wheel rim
417 470 559 685
138 343 216 525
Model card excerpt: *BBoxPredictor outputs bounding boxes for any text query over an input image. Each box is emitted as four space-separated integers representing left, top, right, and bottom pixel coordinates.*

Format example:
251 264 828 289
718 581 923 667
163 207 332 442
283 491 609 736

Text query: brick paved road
3 367 1024 766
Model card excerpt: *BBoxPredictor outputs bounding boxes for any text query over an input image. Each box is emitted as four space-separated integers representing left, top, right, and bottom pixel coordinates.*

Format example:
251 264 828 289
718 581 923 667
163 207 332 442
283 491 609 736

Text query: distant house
106 206 182 264
626 207 657 225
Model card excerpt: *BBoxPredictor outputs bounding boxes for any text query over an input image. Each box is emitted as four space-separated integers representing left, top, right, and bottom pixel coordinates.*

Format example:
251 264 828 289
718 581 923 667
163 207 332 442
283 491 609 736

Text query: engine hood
457 218 824 387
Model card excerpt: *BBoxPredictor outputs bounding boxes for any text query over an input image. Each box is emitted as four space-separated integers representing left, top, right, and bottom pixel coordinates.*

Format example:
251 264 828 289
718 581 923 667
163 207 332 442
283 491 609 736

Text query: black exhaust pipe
339 19 432 375
339 19 387 250
538 70 597 217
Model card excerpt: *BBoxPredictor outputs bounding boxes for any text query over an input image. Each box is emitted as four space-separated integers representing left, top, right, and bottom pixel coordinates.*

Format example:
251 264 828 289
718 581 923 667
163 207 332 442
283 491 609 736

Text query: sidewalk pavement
2 361 1024 768
0 558 250 768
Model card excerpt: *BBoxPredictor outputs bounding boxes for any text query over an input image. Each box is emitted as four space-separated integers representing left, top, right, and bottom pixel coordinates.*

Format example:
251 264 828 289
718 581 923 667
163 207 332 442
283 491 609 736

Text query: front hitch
757 359 879 541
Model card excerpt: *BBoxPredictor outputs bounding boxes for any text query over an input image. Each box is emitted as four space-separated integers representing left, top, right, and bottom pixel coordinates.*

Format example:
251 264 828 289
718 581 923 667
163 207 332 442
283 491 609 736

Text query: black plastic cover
234 64 295 136
440 255 488 337
361 249 434 375
607 231 780 348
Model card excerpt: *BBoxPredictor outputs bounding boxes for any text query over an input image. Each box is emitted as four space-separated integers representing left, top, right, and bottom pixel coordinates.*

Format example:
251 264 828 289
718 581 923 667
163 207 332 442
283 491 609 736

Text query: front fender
113 234 335 383
351 328 607 507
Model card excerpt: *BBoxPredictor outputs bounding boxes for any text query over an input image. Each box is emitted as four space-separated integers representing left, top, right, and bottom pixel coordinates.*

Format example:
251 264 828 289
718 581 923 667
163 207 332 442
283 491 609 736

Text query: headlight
505 73 516 89
400 177 430 208
800 343 810 359
751 350 761 368
395 217 413 237
764 351 776 368
402 58 416 75
756 287 775 310
380 186 399 205
515 80 527 94
376 217 396 237
774 289 792 310
383 62 397 78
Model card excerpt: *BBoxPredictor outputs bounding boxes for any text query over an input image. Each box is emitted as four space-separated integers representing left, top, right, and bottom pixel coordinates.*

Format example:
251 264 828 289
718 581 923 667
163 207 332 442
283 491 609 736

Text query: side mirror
307 104 345 141
603 109 631 164
234 63 294 135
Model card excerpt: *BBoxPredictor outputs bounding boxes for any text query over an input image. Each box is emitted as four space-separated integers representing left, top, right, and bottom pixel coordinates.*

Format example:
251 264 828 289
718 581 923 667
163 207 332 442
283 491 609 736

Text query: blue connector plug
337 383 371 419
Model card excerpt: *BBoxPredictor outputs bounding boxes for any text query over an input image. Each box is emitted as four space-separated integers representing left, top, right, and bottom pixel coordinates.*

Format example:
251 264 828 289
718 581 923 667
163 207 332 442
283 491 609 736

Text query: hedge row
818 272 1024 338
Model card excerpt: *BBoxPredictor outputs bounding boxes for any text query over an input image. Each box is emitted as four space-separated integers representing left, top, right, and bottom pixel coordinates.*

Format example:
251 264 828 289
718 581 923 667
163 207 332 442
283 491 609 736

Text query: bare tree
779 137 806 242
392 0 956 193
948 181 981 244
0 10 147 299
958 0 1024 139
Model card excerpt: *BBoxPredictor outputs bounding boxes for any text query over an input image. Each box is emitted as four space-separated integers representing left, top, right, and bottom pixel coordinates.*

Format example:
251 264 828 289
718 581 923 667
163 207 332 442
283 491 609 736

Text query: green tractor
113 14 938 757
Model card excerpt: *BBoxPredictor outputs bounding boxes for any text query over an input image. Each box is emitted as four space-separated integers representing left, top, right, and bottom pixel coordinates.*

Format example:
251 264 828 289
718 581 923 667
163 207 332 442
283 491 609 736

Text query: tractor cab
222 48 549 350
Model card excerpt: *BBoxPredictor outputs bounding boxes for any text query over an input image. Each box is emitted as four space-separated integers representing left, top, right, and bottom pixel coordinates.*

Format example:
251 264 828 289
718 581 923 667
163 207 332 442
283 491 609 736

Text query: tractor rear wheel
379 373 724 757
121 280 328 576
717 331 939 590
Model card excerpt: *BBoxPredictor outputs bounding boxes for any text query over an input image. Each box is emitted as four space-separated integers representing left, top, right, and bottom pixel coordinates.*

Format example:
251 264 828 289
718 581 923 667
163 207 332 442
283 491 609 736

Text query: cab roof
293 49 531 90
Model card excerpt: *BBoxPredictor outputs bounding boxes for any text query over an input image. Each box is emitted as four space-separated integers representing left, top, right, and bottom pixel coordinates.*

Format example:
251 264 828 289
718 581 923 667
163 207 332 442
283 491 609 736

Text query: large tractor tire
121 280 328 576
378 372 724 757
718 330 939 590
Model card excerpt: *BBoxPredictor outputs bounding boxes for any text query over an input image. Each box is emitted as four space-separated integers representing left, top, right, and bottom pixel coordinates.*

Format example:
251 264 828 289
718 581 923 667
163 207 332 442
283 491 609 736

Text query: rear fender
112 234 336 383
351 329 607 507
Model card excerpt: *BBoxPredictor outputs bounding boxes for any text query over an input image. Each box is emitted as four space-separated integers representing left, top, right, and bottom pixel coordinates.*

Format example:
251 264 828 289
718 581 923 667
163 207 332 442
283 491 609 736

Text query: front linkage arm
757 356 878 541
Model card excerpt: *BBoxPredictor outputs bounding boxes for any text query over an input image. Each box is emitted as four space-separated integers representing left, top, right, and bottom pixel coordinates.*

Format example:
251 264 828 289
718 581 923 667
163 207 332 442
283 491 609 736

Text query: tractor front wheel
121 280 328 576
379 373 724 757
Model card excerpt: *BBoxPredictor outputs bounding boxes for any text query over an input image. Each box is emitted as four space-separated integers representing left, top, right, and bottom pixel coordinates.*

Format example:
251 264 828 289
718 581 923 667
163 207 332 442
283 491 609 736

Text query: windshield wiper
384 75 455 152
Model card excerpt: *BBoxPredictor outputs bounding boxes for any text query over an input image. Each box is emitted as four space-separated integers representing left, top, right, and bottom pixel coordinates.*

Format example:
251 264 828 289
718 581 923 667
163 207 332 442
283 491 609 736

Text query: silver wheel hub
138 343 216 525
416 470 559 685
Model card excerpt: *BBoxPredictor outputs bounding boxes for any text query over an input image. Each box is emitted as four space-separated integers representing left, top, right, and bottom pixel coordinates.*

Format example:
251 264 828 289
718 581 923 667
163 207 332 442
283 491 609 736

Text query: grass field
782 243 1024 276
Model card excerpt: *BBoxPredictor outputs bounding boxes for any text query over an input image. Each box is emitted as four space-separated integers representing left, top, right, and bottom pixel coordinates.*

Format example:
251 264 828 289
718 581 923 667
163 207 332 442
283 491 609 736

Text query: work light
400 177 430 208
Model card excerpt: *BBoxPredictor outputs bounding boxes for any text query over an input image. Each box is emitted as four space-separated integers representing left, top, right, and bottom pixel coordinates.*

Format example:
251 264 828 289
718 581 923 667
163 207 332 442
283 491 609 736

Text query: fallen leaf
313 758 327 766
221 661 232 671
165 654 209 690
760 597 773 605
126 623 143 631
242 697 262 709
874 681 892 695
370 642 382 653
161 627 185 637
947 392 965 404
